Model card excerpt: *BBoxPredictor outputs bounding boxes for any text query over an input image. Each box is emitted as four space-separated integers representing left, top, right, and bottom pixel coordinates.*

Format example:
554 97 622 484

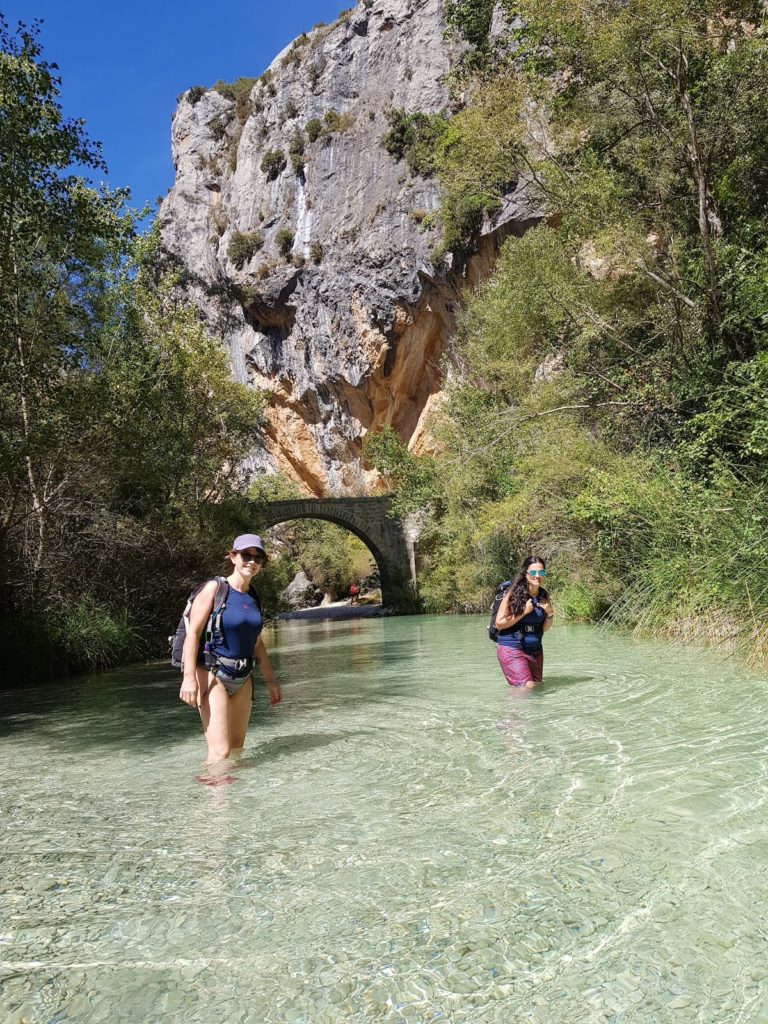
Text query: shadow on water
237 730 373 767
0 629 426 750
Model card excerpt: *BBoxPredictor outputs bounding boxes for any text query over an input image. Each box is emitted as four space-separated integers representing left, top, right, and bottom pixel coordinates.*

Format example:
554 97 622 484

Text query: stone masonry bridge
250 495 416 611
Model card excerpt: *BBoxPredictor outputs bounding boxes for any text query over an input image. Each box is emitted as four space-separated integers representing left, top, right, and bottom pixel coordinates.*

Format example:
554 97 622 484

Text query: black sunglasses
238 550 266 564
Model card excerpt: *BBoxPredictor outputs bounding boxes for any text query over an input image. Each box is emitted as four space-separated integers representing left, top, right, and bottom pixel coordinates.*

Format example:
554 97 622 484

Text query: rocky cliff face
159 0 536 494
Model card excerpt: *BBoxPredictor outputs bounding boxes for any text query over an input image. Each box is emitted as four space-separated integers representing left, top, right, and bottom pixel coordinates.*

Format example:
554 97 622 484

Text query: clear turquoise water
2 616 768 1023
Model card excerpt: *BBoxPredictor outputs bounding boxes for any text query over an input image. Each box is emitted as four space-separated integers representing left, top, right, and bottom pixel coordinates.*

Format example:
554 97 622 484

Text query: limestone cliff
159 0 536 495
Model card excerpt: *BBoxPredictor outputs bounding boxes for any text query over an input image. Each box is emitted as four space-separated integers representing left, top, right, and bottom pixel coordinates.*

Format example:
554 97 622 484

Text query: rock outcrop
159 0 536 494
280 570 323 609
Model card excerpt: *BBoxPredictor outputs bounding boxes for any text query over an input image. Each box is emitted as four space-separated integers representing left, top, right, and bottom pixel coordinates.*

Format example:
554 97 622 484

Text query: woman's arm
540 596 555 632
179 581 217 706
495 592 533 630
254 635 282 705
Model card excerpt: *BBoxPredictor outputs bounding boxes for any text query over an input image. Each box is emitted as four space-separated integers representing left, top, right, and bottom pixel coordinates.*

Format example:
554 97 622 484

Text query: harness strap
204 651 253 669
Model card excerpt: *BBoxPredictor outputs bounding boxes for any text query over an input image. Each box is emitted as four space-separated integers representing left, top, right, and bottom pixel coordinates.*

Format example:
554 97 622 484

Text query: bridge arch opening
263 515 384 612
246 496 415 613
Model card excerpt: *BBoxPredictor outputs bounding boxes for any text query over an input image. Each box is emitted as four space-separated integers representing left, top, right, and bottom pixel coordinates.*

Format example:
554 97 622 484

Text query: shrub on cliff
279 98 299 124
288 129 305 174
305 117 323 143
228 230 264 269
259 69 277 97
323 109 352 134
381 108 450 177
307 61 325 90
213 77 257 124
275 229 295 258
261 148 287 180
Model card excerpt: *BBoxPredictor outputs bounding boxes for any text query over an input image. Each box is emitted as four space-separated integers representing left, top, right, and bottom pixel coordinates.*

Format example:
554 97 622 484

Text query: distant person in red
349 582 360 605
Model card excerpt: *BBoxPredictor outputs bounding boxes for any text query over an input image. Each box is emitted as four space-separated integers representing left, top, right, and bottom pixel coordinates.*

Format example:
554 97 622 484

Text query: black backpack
169 577 262 669
488 580 512 643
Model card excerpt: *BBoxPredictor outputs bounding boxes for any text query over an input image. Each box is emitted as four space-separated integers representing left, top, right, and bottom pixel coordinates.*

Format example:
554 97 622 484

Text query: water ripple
2 618 768 1022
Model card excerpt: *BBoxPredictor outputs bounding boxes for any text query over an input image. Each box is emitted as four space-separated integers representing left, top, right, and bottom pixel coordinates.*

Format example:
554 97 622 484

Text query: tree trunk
676 52 724 347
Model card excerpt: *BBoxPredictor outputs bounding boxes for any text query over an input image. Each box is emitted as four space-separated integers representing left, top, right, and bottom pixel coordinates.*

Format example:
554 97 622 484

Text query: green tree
0 17 133 590
0 21 268 674
294 521 370 601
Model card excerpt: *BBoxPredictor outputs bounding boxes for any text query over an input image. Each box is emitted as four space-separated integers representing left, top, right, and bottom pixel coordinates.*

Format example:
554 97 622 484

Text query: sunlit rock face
159 0 537 494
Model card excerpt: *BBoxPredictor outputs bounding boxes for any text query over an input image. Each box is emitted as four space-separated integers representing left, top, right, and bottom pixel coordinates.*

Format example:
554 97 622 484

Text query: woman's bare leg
229 678 254 754
197 667 232 766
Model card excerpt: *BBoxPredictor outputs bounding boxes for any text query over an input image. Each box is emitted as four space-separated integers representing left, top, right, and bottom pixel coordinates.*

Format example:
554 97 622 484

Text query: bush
288 129 305 174
187 85 206 105
227 131 241 172
275 229 295 258
261 149 286 180
228 230 264 269
259 69 277 97
310 241 324 264
54 602 143 672
282 34 308 68
381 108 449 177
213 77 257 124
307 62 325 90
305 117 323 143
323 109 352 133
279 98 299 123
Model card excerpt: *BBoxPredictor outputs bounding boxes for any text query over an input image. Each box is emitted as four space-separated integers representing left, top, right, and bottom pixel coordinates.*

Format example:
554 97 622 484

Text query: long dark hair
507 555 548 616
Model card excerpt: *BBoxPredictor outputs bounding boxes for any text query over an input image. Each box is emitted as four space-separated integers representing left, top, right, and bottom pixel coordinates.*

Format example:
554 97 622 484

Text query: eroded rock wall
159 0 535 494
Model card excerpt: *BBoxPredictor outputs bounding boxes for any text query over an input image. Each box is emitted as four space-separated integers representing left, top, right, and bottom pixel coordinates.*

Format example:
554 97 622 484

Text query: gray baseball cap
231 534 267 555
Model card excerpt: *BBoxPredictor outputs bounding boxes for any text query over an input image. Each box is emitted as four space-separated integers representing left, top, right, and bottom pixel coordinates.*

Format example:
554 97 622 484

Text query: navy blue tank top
497 595 547 652
211 587 262 661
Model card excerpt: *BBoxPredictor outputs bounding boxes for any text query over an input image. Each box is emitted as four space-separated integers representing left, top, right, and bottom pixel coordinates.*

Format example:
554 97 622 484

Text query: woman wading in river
495 555 554 688
179 534 281 767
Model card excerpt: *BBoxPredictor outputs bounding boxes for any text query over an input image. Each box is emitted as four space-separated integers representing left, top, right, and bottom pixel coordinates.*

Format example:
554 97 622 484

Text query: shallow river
2 617 768 1024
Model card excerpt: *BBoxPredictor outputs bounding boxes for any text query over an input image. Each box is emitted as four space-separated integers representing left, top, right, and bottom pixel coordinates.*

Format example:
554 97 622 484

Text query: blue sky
3 1 347 211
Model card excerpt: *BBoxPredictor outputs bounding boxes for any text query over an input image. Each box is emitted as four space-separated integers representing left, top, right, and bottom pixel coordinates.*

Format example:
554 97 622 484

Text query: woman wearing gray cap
179 534 281 768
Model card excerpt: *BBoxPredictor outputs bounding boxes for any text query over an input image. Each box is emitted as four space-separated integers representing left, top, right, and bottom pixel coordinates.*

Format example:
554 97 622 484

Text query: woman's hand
266 680 282 706
523 598 535 617
255 636 281 706
179 677 198 707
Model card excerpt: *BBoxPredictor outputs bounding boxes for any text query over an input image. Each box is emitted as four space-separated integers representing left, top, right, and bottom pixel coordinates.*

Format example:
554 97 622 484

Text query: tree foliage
0 21 266 675
396 0 768 658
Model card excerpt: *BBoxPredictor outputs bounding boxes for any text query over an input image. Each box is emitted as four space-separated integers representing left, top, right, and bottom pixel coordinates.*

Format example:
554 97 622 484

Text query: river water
2 616 768 1023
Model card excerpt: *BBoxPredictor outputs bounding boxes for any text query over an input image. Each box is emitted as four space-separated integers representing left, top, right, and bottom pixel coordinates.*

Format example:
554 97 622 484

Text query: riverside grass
365 412 768 667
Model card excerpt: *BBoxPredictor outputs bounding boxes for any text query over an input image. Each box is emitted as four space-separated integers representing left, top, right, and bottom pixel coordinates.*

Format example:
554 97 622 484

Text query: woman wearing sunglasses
179 534 281 766
494 555 554 688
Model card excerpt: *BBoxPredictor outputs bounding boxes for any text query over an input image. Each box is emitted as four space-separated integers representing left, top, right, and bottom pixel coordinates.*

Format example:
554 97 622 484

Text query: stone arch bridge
251 495 416 611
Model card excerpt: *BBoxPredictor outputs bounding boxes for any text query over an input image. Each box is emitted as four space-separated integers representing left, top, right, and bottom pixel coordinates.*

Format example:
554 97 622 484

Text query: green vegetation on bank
0 20 266 677
368 0 768 662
